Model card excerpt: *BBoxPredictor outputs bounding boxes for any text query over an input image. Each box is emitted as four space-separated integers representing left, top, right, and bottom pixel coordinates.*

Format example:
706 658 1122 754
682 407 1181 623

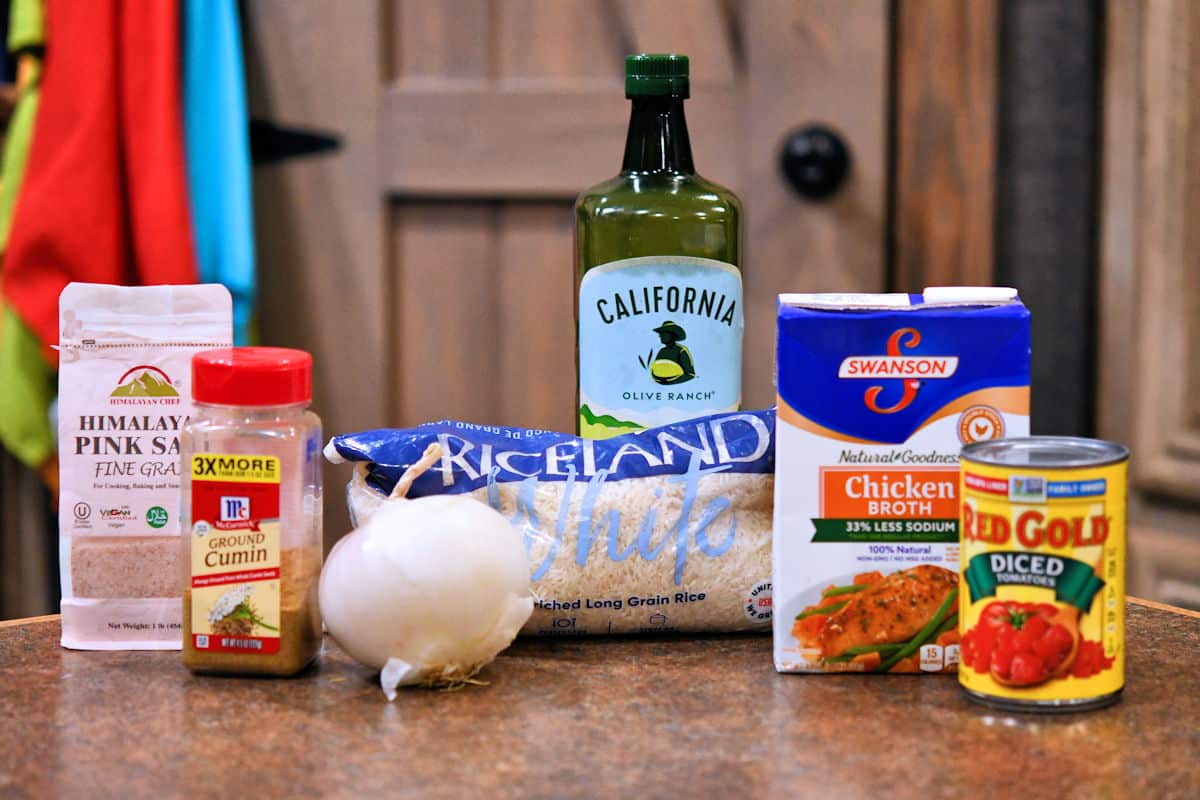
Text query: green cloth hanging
0 303 54 469
0 0 55 472
0 0 43 251
7 0 43 52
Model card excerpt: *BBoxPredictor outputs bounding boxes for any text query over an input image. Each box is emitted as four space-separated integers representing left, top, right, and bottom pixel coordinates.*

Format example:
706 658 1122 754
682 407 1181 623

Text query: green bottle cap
625 54 689 98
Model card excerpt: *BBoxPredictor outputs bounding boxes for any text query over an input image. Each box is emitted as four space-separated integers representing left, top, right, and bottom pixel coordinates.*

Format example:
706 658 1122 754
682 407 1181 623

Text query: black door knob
779 125 851 200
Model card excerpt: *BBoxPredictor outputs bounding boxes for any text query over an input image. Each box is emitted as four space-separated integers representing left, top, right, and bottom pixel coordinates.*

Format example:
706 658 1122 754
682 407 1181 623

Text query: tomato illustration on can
959 437 1127 712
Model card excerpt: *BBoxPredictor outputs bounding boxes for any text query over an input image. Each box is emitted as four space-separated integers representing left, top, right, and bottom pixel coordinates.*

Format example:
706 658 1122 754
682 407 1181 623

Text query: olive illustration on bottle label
643 320 696 385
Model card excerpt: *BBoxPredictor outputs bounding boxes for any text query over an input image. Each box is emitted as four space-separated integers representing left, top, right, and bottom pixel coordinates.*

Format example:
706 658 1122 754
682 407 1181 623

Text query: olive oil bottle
575 54 742 439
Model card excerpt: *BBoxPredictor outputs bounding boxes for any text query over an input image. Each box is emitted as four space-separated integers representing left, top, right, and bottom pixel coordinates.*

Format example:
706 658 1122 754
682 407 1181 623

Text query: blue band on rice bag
329 409 775 499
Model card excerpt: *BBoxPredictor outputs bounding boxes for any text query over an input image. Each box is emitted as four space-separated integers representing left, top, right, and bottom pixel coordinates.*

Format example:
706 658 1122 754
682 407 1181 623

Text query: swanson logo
837 328 959 414
110 366 179 403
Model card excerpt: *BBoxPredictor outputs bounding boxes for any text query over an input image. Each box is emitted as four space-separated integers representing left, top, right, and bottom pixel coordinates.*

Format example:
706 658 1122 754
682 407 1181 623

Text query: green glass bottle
575 54 743 439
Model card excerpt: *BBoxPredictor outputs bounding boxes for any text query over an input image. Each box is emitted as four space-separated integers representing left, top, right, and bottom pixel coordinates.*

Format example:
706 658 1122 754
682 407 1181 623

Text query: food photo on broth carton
36 54 1131 719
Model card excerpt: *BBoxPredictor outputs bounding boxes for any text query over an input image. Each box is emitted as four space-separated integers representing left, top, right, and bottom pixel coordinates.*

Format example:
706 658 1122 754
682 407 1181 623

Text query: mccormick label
578 256 743 438
772 289 1031 674
959 450 1126 705
189 454 283 655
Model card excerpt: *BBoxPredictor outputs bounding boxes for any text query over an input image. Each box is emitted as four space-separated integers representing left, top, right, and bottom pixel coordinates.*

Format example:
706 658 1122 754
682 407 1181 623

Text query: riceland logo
836 328 959 414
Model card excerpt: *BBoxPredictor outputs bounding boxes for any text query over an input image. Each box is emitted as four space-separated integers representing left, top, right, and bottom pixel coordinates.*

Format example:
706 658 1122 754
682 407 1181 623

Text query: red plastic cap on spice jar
192 347 313 406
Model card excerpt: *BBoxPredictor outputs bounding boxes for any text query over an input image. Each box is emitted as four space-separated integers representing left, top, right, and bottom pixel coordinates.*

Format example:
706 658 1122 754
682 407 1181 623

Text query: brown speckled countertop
1 599 1197 799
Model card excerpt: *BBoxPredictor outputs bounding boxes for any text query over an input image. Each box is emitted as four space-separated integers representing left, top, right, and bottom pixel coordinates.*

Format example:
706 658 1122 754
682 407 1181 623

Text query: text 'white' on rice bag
325 410 776 636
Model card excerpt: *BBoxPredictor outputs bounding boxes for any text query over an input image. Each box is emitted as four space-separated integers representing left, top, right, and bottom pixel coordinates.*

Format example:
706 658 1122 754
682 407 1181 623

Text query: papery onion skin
319 494 533 697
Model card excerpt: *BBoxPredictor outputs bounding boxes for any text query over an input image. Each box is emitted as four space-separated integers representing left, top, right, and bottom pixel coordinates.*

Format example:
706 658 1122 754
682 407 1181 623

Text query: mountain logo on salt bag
110 365 180 403
836 327 959 414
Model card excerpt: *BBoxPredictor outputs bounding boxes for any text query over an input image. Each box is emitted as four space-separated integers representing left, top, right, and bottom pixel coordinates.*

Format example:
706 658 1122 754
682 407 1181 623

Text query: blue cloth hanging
183 0 255 344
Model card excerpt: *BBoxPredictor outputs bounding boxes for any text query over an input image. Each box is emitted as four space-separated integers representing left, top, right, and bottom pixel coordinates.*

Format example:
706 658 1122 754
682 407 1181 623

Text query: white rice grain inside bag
58 283 231 649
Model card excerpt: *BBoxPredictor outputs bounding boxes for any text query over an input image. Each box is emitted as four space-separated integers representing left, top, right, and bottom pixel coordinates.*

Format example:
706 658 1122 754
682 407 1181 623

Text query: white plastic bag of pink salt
58 283 231 649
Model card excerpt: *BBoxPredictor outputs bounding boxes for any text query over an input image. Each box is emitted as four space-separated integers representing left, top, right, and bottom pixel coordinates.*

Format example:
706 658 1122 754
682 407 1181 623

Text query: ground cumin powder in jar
181 348 323 676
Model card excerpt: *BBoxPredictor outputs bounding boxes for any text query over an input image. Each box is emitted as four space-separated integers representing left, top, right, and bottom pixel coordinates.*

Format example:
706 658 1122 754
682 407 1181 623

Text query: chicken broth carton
773 288 1030 673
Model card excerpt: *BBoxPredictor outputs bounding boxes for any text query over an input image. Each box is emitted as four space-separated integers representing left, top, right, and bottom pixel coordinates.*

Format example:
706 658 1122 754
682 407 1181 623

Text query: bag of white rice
326 410 775 635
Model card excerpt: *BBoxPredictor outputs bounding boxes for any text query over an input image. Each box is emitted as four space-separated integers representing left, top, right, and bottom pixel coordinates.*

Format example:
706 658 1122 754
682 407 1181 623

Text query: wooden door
244 0 892 536
0 1 1015 614
1100 0 1200 608
381 0 891 425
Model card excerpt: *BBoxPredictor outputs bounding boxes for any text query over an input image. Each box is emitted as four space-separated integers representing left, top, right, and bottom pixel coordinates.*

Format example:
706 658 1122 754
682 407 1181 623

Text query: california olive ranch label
578 256 743 438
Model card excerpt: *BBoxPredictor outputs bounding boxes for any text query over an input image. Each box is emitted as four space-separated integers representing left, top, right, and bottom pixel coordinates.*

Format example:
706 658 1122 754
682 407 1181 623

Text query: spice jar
181 347 322 675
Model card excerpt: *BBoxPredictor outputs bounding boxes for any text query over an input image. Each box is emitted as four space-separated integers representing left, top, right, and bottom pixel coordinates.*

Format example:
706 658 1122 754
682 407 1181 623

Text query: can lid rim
961 436 1129 468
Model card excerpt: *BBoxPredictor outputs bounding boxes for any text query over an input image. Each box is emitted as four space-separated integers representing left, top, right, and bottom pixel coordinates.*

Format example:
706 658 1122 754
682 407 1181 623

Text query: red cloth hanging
2 0 198 364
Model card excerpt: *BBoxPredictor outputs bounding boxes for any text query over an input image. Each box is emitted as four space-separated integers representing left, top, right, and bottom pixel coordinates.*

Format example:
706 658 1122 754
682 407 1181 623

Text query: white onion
319 446 533 700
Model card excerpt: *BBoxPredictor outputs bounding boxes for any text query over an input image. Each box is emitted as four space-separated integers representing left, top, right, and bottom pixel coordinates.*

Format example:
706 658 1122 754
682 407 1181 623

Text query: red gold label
959 458 1125 702
189 454 282 655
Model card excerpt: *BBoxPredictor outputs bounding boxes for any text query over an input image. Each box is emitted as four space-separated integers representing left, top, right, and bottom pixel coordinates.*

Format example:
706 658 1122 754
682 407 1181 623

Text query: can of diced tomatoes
959 437 1127 712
